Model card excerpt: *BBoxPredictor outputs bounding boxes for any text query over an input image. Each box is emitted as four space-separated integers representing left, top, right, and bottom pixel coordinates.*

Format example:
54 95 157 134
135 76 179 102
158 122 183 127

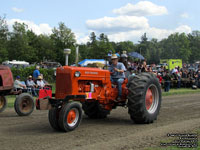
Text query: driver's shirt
109 62 126 79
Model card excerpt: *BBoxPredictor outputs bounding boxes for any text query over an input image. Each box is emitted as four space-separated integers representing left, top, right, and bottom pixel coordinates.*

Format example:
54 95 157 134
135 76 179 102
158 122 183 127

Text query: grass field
162 88 200 96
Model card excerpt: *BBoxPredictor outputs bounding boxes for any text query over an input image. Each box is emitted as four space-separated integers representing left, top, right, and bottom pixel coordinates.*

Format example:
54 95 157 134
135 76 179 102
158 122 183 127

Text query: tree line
0 16 200 65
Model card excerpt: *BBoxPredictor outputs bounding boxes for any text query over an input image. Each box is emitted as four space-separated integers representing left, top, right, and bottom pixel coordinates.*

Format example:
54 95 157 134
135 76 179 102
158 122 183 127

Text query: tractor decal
86 92 92 99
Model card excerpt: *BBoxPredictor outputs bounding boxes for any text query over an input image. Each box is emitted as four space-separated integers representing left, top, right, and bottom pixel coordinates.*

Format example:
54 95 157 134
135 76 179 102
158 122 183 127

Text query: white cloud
84 1 191 43
147 25 191 40
77 36 90 44
86 16 149 33
180 13 189 18
174 25 191 33
107 25 192 42
7 19 52 35
74 31 90 44
7 18 89 44
12 7 24 13
77 24 192 44
113 1 168 16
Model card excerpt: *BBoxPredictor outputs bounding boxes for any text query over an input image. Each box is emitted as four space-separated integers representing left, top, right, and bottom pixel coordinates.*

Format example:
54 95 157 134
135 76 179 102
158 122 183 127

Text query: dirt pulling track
0 93 200 150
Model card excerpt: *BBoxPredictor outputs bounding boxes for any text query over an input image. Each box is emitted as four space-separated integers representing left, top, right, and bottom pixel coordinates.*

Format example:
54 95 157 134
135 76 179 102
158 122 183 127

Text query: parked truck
160 59 182 71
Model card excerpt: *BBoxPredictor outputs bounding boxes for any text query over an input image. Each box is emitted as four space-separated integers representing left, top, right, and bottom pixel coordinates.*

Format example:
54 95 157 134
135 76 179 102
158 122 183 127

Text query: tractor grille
56 73 72 95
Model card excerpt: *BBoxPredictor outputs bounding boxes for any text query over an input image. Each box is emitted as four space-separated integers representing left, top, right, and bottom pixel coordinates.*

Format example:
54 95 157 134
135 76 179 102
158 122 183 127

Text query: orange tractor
36 66 162 132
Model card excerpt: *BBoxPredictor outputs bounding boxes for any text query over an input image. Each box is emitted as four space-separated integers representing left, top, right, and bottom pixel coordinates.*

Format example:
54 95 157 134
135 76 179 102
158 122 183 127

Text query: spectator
36 75 46 89
172 67 178 74
33 66 40 81
14 76 26 92
148 66 153 72
115 52 120 58
141 64 147 72
40 74 50 87
181 69 187 78
143 59 147 67
159 66 164 73
137 64 142 73
26 75 37 96
141 59 148 72
27 75 36 87
108 50 112 57
198 71 200 88
157 73 163 85
177 72 181 88
120 51 128 69
163 70 171 92
107 50 112 66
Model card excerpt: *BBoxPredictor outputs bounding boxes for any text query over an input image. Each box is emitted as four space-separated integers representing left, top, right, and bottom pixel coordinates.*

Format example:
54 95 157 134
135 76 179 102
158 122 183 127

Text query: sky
0 0 199 44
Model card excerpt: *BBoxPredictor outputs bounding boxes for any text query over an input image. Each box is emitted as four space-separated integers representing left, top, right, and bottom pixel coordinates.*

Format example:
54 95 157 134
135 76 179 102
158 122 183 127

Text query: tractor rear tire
82 101 110 119
14 93 35 116
0 96 7 113
127 73 162 124
58 102 82 132
49 107 62 131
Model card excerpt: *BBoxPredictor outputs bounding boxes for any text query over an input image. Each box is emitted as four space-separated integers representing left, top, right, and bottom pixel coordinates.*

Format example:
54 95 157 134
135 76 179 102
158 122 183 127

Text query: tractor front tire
14 93 35 116
127 73 162 124
0 96 7 113
82 101 110 119
49 107 62 131
58 102 82 132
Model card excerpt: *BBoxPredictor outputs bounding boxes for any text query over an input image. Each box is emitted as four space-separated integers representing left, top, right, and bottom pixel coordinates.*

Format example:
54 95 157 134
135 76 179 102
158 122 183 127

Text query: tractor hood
55 66 111 99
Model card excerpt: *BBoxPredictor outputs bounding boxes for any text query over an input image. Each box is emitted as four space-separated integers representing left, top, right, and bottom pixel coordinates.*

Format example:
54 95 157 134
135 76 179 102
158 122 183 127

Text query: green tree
160 33 191 62
78 44 91 60
8 22 37 63
112 41 135 54
51 22 76 65
148 38 161 64
97 33 113 58
138 33 150 62
83 32 113 59
188 31 200 63
0 16 9 62
87 32 98 58
36 35 56 62
90 32 97 45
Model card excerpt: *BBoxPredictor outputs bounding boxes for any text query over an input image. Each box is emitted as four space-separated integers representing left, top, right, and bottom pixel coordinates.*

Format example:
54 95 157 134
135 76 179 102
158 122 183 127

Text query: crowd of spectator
107 51 200 92
127 60 200 92
13 66 50 96
12 53 200 95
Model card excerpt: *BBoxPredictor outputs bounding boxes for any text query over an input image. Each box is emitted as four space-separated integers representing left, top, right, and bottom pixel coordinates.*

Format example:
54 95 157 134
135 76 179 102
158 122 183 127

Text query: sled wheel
14 93 34 116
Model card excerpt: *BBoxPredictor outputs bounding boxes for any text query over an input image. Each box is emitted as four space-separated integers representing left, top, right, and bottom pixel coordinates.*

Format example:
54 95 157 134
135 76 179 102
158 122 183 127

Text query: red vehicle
36 66 162 132
0 65 34 116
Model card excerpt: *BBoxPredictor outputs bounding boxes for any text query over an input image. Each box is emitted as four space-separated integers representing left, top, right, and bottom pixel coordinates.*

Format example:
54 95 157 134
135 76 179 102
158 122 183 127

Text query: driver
109 54 126 101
